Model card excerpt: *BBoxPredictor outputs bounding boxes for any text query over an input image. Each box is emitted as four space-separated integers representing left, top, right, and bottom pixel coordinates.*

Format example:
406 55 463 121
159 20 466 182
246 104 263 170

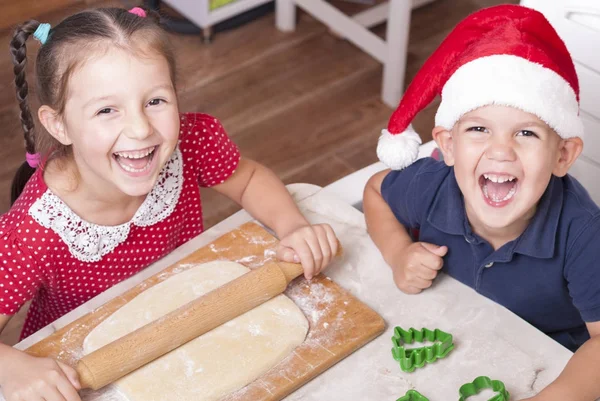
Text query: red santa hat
378 4 583 170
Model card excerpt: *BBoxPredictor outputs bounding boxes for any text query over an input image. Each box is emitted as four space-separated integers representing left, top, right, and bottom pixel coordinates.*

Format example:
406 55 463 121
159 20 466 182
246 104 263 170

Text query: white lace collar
28 147 183 263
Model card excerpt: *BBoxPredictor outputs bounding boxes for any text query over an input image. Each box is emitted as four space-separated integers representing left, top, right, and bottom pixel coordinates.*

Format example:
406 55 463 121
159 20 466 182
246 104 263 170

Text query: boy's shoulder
562 174 600 217
382 157 452 195
405 156 450 176
381 157 454 228
560 174 600 239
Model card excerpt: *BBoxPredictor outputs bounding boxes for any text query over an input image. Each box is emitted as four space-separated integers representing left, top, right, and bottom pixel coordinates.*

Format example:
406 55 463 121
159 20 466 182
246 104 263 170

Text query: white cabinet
275 0 437 108
161 0 273 37
521 0 600 204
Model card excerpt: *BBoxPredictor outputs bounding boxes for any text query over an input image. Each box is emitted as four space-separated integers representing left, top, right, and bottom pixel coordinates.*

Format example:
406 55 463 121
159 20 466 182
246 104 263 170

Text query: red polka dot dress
0 113 240 340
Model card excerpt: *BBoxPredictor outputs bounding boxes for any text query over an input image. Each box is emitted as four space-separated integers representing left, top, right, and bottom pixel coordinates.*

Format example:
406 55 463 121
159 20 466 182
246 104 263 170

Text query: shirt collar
427 169 562 259
427 169 467 236
28 147 183 263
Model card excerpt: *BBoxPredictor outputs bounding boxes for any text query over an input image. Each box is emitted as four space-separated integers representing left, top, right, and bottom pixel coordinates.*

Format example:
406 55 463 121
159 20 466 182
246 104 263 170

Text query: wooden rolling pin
76 260 305 390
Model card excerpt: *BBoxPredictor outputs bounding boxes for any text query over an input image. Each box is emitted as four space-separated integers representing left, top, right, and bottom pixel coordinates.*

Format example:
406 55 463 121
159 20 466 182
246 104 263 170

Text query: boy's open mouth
113 145 158 174
479 173 518 205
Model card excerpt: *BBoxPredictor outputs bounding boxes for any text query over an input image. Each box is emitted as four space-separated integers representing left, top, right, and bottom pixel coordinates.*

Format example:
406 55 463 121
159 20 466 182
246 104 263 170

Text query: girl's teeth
118 157 152 173
116 147 154 159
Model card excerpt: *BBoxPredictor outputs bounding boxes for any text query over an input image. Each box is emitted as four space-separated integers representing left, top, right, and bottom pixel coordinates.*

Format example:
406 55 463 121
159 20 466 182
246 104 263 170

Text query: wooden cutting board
25 222 386 400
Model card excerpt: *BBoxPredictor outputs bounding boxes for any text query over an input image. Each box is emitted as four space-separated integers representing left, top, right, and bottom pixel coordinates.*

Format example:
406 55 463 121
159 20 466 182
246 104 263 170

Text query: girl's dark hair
9 7 176 204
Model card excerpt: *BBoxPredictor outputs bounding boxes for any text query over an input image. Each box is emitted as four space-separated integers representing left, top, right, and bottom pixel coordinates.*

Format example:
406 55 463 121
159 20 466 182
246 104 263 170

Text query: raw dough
83 261 309 401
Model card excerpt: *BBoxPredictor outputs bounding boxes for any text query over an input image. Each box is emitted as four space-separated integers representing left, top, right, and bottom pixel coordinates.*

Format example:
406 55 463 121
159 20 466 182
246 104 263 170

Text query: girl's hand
276 224 339 280
0 348 81 401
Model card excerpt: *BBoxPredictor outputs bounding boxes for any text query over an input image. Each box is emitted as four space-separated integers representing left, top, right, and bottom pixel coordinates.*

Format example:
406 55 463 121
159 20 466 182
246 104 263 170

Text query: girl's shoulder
177 112 231 152
177 112 240 187
178 112 223 136
1 169 48 238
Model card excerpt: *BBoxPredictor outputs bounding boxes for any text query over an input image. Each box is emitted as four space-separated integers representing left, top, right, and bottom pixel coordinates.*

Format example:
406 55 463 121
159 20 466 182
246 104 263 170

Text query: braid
10 20 39 154
9 20 41 204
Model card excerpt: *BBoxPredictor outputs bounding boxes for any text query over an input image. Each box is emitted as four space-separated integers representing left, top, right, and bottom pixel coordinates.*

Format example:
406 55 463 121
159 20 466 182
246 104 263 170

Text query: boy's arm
524 322 600 401
364 169 448 294
363 170 413 266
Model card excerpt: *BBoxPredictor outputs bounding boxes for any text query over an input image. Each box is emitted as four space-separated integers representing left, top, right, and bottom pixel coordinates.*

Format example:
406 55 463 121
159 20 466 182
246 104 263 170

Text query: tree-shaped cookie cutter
396 389 429 401
458 376 510 401
391 327 454 373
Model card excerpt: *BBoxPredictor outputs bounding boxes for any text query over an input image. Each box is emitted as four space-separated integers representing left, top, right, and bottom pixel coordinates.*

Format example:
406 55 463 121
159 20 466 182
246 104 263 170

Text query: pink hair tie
128 7 146 18
26 152 41 168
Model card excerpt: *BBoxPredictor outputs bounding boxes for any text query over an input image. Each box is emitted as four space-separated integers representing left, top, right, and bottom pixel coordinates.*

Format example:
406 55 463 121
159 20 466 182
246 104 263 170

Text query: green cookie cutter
391 327 455 373
396 389 429 401
458 376 510 401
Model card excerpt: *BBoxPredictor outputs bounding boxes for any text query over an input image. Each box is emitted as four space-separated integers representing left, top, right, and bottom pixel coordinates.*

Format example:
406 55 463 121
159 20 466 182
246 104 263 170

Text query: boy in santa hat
364 4 599 399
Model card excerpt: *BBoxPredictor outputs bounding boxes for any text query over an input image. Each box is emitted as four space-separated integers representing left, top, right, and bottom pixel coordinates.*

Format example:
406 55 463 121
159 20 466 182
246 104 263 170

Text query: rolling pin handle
275 262 304 283
76 360 96 390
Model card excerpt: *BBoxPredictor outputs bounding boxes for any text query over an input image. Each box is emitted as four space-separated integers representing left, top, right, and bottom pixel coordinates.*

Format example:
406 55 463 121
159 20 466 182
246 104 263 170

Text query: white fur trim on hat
377 128 422 170
435 54 584 139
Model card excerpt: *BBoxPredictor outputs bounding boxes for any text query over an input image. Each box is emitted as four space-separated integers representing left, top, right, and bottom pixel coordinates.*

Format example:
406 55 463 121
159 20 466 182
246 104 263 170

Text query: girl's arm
212 158 338 279
523 322 600 401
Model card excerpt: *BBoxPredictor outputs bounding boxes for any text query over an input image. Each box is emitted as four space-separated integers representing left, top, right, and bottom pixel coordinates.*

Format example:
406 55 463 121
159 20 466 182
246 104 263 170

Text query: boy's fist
391 242 447 294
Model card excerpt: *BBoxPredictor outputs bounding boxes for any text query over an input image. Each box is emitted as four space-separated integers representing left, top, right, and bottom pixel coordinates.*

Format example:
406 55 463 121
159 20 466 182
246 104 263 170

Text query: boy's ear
38 105 71 145
432 126 455 166
553 137 583 177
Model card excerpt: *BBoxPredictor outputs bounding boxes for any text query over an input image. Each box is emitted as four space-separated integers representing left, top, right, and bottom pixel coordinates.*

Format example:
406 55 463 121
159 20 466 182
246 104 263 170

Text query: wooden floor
0 0 515 345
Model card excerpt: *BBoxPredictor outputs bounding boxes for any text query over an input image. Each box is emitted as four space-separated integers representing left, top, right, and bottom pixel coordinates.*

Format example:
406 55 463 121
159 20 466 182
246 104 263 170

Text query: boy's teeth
483 184 517 202
483 173 516 183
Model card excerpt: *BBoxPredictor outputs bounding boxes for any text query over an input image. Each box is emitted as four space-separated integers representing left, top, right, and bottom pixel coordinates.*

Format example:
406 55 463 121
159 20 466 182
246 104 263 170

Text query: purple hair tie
26 152 41 168
128 7 147 18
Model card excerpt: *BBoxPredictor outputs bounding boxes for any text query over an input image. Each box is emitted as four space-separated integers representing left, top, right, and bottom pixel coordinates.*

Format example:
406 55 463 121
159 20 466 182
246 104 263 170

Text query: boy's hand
276 224 339 280
391 241 447 294
0 350 81 401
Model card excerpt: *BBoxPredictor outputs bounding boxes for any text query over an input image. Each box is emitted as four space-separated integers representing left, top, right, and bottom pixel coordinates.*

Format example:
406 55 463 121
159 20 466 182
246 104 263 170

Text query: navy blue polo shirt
381 157 600 352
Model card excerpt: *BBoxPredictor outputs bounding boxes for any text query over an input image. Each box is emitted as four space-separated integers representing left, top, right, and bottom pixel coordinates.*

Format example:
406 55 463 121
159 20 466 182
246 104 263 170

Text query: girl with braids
0 6 339 400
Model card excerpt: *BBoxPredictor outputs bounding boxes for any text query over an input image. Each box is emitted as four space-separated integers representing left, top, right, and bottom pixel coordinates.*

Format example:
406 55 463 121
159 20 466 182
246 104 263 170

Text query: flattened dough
83 261 309 401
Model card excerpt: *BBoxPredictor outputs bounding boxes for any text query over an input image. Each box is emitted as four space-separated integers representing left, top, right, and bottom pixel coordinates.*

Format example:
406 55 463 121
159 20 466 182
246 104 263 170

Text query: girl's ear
38 105 71 145
432 126 455 166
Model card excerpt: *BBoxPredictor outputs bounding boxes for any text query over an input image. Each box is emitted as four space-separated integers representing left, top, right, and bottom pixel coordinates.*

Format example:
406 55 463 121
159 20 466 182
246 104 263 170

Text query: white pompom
376 128 422 170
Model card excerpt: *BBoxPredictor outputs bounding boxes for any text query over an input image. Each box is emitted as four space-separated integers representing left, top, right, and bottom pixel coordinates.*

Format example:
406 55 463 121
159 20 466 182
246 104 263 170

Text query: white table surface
2 183 573 401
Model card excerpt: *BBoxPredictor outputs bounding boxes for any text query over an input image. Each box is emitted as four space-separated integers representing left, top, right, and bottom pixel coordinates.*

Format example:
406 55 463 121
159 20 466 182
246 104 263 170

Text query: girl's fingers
56 379 82 401
294 239 316 280
276 245 298 263
56 362 80 390
303 232 323 279
314 227 333 275
56 362 82 401
323 225 339 257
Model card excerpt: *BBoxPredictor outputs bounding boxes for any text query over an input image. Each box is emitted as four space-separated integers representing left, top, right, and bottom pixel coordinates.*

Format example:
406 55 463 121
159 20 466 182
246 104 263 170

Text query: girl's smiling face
47 45 180 199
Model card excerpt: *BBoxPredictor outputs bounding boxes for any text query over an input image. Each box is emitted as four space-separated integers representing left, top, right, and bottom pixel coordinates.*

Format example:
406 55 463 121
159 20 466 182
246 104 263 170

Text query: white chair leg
276 0 297 31
382 0 412 108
